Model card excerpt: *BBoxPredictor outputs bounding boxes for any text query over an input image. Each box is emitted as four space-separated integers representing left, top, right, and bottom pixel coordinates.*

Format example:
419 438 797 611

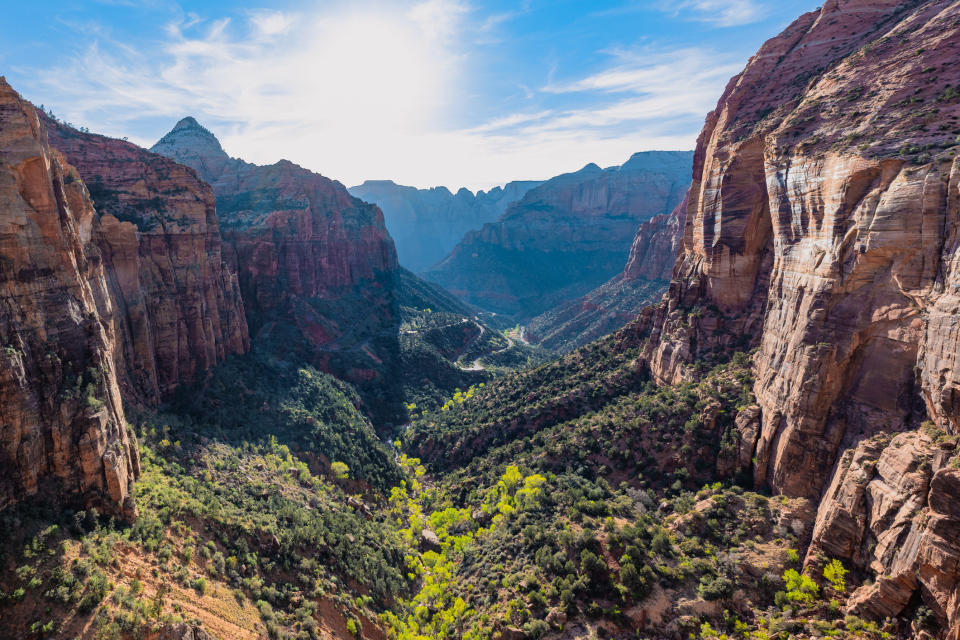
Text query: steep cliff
348 179 541 272
43 116 249 404
151 118 403 424
528 194 687 352
632 0 960 630
0 78 139 519
424 151 692 319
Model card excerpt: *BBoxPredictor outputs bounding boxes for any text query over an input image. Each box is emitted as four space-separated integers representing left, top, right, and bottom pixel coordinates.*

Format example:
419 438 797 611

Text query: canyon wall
0 79 139 519
348 179 541 272
633 0 960 630
44 117 249 404
424 151 692 319
528 194 687 352
151 118 403 424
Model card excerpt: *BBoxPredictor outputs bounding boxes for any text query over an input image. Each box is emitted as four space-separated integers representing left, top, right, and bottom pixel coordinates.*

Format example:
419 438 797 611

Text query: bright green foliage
383 459 546 639
440 385 481 412
783 569 819 605
331 461 350 480
823 559 848 593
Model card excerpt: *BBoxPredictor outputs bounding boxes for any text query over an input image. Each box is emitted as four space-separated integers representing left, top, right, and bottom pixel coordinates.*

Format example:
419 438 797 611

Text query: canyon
424 150 692 320
527 194 687 352
3 0 960 637
348 179 541 272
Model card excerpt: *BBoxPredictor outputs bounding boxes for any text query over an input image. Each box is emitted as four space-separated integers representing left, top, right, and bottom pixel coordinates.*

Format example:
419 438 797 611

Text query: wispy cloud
601 0 769 27
19 0 748 191
477 46 741 139
670 0 769 27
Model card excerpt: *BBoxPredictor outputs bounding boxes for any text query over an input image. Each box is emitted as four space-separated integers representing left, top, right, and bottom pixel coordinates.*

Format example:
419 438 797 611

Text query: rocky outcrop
809 430 960 634
348 179 541 272
424 151 692 319
151 118 402 424
528 194 687 352
623 194 687 283
631 0 960 630
0 78 139 519
44 116 249 403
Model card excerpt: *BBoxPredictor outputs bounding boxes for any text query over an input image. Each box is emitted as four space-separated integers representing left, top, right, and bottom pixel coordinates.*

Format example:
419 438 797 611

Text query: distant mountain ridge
348 178 542 271
423 150 692 319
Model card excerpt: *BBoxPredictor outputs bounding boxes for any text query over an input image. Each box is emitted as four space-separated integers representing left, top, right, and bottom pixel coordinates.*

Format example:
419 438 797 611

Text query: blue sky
1 0 821 190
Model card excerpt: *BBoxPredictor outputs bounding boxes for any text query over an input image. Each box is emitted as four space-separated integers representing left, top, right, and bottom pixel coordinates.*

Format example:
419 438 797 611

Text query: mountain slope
423 151 692 319
527 194 687 352
151 117 404 425
348 179 541 271
42 115 249 405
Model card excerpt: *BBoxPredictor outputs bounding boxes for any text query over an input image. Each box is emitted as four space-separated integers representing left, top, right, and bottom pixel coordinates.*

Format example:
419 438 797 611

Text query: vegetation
0 315 939 639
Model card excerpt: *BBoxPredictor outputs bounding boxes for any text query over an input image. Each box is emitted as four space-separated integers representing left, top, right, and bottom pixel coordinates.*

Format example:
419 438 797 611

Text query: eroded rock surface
528 194 687 352
45 116 249 403
425 151 692 319
152 118 403 423
0 78 139 518
348 179 541 272
631 0 960 630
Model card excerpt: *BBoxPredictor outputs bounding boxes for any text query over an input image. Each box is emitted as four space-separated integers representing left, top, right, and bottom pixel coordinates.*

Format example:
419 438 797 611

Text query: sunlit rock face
0 78 139 520
423 151 692 320
630 0 960 630
44 115 249 404
348 179 542 272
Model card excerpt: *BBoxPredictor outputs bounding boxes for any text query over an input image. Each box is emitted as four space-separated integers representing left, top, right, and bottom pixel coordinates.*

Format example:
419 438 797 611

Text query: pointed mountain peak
150 116 227 162
172 116 204 131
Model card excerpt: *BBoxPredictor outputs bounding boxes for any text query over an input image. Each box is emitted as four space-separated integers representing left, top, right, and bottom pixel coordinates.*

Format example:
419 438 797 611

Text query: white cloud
248 10 297 39
408 0 469 41
666 0 768 27
23 2 746 191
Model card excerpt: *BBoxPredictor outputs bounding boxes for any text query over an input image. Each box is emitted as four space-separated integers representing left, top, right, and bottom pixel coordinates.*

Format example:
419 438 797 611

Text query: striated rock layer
424 151 692 319
44 116 249 404
631 0 960 631
0 78 139 519
528 194 687 352
151 118 403 423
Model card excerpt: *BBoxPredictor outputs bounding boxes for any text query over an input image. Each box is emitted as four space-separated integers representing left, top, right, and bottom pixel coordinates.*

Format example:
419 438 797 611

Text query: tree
823 559 848 593
782 568 819 605
331 461 350 480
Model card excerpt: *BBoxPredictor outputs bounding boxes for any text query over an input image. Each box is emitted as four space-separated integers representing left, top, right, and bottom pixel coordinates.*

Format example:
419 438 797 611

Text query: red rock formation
151 118 402 423
0 78 138 519
623 194 687 283
632 0 960 630
44 117 249 403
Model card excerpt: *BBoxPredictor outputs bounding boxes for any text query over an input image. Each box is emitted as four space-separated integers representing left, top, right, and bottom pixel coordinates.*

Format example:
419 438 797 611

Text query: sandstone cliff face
528 194 687 352
634 0 960 630
151 118 402 423
0 79 139 519
348 179 541 272
623 194 687 283
424 151 692 319
44 117 249 403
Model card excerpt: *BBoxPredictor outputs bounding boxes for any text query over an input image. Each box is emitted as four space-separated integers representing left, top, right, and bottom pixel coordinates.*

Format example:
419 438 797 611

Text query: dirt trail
458 324 526 372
